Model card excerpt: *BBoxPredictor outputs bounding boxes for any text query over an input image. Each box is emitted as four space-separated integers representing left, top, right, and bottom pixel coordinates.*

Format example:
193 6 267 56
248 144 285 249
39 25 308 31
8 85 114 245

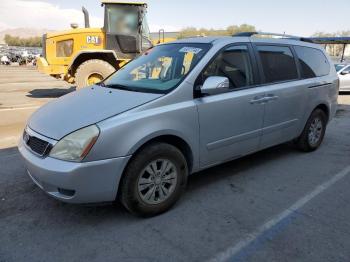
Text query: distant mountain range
0 28 55 44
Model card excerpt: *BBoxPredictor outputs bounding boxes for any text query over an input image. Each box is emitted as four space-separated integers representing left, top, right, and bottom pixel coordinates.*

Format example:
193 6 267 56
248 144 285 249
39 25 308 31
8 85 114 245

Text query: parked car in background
335 63 350 91
19 34 338 217
0 54 10 65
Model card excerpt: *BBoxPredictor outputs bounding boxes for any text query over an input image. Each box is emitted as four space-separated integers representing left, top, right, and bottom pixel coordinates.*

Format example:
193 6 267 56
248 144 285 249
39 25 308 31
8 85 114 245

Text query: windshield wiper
100 83 134 91
98 82 163 94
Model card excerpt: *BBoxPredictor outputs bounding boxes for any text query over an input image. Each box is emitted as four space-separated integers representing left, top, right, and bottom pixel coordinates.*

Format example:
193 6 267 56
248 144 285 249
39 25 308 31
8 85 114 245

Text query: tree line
3 27 350 51
4 34 42 47
178 24 256 38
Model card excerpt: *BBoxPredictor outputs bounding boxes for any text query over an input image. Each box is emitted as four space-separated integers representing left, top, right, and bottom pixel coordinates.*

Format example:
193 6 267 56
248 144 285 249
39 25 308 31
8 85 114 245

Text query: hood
28 87 162 140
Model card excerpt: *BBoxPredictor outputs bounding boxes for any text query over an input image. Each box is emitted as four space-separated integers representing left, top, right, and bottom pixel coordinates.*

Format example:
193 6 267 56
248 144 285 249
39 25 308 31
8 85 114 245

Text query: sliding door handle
250 97 266 104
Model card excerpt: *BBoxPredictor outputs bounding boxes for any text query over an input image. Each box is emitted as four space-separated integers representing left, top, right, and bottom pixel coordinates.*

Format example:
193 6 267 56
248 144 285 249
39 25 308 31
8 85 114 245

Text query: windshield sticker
179 47 202 54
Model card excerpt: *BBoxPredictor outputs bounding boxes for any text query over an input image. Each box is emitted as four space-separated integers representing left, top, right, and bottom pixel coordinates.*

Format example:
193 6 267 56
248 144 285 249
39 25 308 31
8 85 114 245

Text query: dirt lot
1 66 350 262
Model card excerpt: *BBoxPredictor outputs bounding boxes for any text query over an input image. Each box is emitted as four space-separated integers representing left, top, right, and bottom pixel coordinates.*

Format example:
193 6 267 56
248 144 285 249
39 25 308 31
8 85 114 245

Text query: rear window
257 45 298 83
294 46 330 78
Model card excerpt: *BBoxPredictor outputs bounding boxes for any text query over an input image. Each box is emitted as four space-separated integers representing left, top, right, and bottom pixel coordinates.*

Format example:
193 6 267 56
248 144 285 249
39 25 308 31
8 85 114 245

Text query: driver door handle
250 94 279 104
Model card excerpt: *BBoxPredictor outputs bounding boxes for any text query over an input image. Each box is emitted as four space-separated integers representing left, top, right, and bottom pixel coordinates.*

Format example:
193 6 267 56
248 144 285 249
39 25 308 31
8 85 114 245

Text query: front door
195 44 265 168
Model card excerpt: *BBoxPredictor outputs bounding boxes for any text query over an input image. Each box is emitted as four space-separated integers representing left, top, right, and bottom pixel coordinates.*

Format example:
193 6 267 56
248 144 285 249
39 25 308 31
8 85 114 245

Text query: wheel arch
116 133 195 201
128 134 194 174
314 103 330 122
68 50 119 76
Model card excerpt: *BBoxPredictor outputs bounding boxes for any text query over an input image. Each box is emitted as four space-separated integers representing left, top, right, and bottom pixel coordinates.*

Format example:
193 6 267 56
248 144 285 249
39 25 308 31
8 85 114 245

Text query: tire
120 143 188 217
75 59 115 89
296 109 327 152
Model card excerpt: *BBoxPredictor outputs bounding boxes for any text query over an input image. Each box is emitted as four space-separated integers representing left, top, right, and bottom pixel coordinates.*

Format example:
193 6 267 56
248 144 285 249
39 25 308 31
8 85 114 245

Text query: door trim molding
262 119 298 135
207 129 262 151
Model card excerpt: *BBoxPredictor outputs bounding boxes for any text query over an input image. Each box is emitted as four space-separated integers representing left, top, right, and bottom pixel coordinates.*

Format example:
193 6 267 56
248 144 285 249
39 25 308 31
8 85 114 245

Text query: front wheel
120 143 188 217
296 109 327 152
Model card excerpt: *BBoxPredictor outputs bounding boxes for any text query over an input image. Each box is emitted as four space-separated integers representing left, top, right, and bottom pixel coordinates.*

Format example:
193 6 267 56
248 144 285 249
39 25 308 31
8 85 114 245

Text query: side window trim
194 42 260 97
290 45 302 79
252 43 300 86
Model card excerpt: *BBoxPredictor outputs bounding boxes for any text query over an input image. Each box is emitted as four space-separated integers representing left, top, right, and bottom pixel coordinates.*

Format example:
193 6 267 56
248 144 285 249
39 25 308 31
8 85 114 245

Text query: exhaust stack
82 6 90 28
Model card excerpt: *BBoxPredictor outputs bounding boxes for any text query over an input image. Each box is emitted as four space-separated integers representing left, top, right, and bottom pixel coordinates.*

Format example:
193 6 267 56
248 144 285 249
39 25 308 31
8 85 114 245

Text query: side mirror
341 70 350 75
201 76 230 96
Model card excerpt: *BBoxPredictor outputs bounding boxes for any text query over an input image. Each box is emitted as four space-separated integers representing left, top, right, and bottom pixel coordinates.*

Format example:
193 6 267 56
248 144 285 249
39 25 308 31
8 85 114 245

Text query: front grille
23 131 51 156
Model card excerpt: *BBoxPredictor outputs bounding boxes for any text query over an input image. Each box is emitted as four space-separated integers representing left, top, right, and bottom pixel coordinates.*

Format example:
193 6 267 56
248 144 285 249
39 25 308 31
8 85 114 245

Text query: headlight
49 125 100 162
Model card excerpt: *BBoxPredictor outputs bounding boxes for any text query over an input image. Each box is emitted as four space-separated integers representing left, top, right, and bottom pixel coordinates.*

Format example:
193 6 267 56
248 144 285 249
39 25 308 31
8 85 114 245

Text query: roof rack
233 32 315 43
234 31 302 39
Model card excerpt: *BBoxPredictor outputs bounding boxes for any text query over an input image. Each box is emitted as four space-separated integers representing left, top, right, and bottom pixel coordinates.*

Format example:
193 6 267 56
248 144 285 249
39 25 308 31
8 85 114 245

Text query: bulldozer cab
102 1 152 59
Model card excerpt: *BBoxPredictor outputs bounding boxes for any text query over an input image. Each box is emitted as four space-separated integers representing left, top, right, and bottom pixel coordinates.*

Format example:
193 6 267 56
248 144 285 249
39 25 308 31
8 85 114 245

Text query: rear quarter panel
298 73 338 136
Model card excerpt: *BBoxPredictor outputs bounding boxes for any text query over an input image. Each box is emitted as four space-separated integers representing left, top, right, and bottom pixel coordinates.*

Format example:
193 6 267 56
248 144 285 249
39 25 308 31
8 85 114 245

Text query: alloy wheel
308 117 323 146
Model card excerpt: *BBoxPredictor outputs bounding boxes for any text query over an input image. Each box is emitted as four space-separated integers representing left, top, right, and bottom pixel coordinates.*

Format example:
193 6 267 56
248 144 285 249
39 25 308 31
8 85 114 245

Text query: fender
68 50 120 73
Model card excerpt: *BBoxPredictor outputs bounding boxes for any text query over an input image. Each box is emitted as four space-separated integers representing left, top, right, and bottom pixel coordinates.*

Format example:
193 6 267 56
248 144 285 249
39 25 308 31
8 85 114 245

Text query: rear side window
294 46 330 78
257 45 298 83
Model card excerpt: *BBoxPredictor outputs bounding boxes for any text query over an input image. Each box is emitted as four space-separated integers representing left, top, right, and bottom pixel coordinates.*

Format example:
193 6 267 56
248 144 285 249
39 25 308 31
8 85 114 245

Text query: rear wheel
75 59 115 89
120 143 188 217
296 109 327 152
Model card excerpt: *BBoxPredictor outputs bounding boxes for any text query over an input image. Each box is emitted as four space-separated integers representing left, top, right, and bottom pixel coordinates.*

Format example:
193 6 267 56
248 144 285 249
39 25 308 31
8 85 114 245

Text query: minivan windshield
103 43 211 93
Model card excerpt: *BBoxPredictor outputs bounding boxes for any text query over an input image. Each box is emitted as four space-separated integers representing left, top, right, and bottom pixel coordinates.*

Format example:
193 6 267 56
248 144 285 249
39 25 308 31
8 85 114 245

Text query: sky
0 0 349 36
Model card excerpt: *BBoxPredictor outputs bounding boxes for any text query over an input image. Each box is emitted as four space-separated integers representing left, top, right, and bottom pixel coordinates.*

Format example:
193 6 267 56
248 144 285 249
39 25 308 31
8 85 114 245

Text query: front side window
104 43 211 93
201 45 254 89
141 15 150 39
140 16 152 51
257 45 298 83
294 46 330 78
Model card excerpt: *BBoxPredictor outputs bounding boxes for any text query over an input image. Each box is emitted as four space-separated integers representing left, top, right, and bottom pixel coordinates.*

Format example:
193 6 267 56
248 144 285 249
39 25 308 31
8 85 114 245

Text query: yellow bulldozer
37 1 176 88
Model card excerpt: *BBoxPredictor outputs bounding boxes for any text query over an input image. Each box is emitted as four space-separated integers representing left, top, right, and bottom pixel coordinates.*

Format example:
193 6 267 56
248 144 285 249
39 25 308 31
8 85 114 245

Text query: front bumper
18 138 131 204
36 57 67 76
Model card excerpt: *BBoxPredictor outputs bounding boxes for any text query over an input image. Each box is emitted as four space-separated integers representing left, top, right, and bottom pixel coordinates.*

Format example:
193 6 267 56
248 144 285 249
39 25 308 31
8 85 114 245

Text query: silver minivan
19 34 338 216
